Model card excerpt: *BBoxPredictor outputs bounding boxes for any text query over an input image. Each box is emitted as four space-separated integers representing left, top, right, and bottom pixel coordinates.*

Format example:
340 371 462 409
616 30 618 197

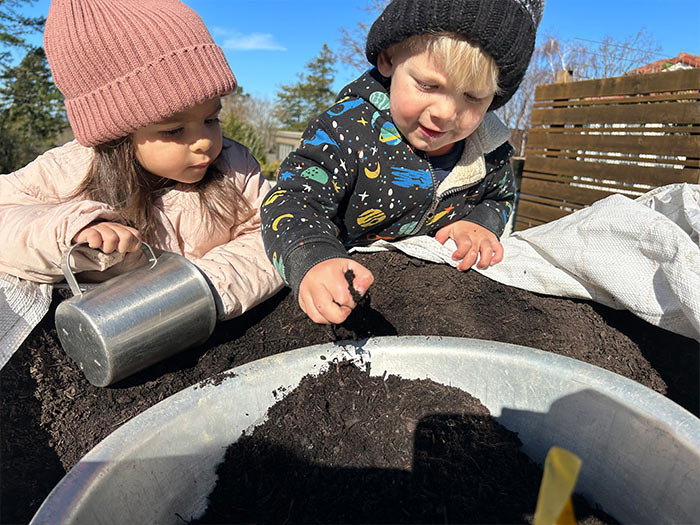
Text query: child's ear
377 51 394 77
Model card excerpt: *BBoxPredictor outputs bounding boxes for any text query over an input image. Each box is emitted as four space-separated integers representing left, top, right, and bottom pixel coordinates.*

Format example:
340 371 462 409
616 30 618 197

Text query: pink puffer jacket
0 139 283 320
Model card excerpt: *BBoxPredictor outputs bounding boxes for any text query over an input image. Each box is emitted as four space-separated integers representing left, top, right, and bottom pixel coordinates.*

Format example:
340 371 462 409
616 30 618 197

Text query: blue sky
14 0 700 100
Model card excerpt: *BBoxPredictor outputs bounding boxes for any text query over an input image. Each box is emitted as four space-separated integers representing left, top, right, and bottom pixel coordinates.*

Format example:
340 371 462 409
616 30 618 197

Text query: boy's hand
73 222 142 254
298 258 374 325
435 220 504 271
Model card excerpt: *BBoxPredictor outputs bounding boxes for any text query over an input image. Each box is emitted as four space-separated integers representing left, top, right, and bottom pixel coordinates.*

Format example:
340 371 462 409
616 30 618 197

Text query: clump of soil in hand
344 268 367 306
335 269 393 340
193 362 614 525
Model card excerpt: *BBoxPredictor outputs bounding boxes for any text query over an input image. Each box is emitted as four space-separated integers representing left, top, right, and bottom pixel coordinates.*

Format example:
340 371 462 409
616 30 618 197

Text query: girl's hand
298 258 374 324
435 220 504 271
72 222 142 254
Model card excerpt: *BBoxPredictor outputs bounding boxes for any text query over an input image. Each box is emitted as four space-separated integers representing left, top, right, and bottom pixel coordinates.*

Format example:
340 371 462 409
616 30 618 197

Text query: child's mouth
419 125 446 139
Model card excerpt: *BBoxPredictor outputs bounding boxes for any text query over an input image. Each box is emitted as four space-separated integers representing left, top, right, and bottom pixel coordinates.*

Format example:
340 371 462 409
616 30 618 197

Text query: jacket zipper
410 153 504 235
410 154 438 235
435 158 505 203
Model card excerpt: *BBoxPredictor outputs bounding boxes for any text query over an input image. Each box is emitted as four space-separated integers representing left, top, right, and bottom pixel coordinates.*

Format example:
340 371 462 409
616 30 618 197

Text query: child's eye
205 117 221 126
464 93 482 103
416 80 436 91
160 127 184 137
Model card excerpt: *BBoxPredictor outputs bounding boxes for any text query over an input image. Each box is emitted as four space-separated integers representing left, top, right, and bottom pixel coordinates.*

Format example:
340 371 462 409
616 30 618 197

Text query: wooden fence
515 68 700 231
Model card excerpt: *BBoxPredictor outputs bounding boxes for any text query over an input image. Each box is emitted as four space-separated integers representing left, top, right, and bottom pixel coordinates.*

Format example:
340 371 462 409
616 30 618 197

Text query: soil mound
1 251 697 523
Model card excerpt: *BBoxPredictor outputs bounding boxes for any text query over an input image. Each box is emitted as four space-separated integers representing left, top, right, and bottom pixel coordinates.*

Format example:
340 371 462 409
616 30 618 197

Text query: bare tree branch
337 0 389 74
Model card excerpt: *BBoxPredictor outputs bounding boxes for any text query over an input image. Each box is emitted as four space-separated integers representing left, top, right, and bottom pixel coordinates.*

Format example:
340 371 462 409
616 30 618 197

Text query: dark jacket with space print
260 68 516 294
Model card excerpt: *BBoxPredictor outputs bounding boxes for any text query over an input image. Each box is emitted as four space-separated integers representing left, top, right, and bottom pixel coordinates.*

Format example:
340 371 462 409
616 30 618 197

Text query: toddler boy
261 0 544 324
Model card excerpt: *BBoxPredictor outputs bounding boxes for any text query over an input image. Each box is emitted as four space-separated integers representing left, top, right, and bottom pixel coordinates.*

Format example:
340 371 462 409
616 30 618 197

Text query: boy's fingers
492 242 504 264
434 228 449 244
299 293 329 324
476 245 493 269
457 250 479 271
451 237 472 261
348 264 374 296
328 276 354 307
301 286 352 325
320 301 352 324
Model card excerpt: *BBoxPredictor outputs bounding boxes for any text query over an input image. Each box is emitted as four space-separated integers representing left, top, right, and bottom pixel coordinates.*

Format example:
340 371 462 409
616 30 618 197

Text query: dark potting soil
1 251 698 524
193 362 614 525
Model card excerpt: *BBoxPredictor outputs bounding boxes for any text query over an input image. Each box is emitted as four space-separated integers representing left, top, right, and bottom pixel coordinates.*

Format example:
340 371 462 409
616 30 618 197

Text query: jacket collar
436 112 511 195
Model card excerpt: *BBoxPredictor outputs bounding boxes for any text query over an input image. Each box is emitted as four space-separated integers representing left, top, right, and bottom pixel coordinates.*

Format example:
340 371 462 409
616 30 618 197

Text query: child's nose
430 96 457 122
191 133 213 153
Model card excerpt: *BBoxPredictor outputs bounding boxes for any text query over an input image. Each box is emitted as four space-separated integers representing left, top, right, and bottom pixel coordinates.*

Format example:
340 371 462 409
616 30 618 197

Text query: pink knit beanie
44 0 237 147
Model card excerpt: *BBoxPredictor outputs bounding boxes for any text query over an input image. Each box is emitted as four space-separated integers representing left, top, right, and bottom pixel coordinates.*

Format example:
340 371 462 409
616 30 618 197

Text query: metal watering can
55 242 217 387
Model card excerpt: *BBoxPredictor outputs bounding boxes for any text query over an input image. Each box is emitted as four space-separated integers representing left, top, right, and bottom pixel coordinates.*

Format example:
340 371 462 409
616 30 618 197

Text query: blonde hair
390 33 502 96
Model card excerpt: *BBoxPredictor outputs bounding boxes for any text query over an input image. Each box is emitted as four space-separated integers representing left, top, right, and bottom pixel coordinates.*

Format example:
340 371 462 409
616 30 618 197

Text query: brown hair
73 137 251 243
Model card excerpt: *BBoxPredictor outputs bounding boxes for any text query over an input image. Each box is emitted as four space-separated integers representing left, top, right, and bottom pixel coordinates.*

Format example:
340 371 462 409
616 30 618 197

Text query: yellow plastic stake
534 446 582 525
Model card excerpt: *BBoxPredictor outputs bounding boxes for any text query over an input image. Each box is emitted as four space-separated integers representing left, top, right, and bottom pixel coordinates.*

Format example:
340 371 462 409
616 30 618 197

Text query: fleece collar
436 112 511 196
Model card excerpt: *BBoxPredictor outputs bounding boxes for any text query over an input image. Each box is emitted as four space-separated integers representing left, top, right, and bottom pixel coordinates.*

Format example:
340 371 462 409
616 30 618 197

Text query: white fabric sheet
0 273 52 369
351 183 700 341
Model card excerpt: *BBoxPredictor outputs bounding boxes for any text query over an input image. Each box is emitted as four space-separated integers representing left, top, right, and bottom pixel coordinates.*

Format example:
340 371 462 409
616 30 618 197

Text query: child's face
132 97 223 184
378 48 494 156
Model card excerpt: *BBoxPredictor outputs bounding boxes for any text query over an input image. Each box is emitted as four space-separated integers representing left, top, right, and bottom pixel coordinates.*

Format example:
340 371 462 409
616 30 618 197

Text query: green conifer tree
276 44 336 131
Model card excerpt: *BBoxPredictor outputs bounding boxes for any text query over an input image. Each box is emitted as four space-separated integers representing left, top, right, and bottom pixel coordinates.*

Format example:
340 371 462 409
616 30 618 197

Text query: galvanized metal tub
31 336 700 524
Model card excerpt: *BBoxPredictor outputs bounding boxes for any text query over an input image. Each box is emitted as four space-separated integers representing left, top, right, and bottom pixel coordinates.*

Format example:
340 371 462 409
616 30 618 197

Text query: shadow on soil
590 303 700 416
1 325 66 525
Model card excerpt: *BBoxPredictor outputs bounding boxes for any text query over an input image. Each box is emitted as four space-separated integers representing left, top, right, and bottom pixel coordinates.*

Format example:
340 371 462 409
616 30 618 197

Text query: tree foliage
497 29 663 153
338 0 389 74
536 29 662 81
220 85 281 173
1 0 45 72
276 43 337 131
1 1 67 172
221 112 268 165
1 46 66 171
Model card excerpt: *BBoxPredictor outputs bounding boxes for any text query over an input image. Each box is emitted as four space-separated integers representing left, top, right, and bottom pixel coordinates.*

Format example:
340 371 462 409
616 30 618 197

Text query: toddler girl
0 0 283 320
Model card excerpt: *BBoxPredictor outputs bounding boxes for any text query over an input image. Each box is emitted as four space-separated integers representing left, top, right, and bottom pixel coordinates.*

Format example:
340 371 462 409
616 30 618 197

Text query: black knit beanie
365 0 544 110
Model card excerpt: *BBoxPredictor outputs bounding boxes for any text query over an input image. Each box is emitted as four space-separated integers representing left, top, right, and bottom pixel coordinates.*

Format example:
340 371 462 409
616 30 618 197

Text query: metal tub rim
30 336 700 525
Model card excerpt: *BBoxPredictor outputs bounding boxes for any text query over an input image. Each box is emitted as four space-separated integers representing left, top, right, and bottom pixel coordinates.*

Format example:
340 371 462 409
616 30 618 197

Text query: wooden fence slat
520 171 649 197
534 68 700 101
527 125 700 136
515 200 574 223
525 131 700 157
519 177 614 206
530 102 700 126
518 190 592 208
523 148 700 168
515 217 546 231
533 92 700 108
523 156 700 186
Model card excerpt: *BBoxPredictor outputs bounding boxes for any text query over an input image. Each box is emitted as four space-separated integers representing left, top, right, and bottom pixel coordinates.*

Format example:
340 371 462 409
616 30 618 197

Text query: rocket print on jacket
260 68 516 286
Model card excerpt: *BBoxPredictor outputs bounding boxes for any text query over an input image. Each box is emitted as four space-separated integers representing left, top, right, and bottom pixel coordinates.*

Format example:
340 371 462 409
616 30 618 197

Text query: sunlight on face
378 48 494 156
132 98 223 184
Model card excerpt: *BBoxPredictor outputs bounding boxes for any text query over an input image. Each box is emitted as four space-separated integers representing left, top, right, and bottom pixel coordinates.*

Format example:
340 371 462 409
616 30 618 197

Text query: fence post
555 70 574 83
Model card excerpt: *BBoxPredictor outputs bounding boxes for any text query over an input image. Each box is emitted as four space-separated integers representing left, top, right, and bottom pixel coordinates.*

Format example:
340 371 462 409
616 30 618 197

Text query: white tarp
352 183 700 342
0 273 52 369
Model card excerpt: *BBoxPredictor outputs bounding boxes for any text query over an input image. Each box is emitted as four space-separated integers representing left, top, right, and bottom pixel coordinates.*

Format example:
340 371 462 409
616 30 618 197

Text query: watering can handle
61 241 158 296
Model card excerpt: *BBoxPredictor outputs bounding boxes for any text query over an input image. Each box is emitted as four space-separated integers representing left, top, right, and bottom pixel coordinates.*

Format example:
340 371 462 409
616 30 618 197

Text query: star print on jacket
260 68 516 294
